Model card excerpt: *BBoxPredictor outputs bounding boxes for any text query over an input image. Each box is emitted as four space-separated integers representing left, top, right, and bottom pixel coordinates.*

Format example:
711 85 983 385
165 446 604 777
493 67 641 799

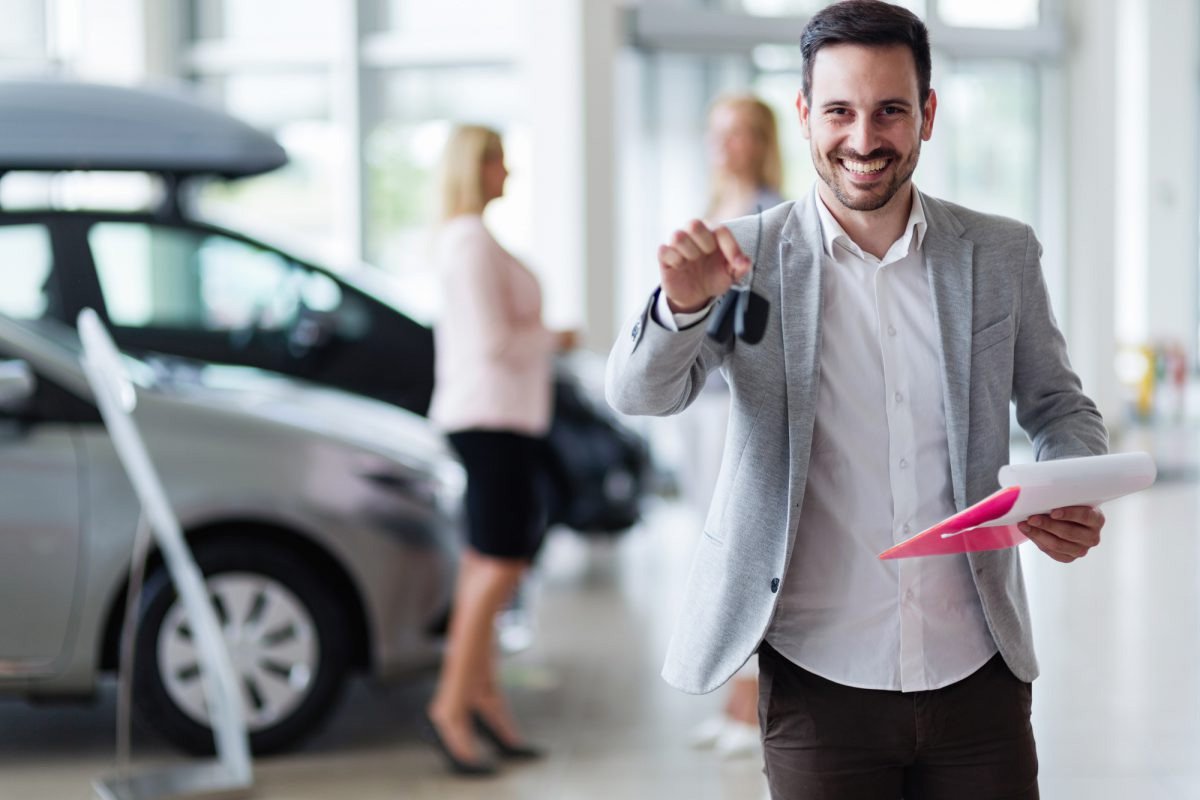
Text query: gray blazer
606 190 1108 695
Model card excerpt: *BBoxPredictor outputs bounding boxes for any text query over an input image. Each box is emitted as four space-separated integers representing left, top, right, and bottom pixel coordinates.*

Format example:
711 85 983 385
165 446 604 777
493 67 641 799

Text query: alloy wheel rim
157 572 319 732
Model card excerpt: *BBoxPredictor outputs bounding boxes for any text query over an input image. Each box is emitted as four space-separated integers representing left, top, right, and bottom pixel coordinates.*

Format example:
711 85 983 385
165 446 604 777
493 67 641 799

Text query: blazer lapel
921 193 974 511
779 192 825 510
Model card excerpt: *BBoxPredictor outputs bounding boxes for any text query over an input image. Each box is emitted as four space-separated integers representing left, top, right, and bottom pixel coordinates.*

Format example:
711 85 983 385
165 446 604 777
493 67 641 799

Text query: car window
90 222 341 333
0 224 55 320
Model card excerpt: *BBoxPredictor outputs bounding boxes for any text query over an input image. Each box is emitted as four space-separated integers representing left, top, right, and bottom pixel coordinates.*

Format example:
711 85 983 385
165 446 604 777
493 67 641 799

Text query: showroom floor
3 426 1200 799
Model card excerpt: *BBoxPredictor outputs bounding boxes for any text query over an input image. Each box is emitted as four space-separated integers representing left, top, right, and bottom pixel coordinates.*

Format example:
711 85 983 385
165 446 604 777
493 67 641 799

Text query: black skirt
448 429 549 560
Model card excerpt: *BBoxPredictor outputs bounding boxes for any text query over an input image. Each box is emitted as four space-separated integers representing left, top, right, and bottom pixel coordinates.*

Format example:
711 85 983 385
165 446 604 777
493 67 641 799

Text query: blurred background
4 0 1194 402
0 1 1198 798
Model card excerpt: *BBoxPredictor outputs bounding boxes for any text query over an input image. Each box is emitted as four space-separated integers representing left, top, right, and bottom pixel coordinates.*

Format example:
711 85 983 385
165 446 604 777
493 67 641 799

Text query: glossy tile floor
3 426 1199 799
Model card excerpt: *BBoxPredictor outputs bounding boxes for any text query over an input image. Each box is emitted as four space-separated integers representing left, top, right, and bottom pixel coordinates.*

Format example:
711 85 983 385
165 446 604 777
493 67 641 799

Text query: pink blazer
428 215 555 436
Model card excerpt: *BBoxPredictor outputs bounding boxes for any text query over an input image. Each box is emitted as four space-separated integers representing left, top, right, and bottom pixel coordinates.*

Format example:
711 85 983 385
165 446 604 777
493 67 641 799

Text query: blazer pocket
971 313 1013 356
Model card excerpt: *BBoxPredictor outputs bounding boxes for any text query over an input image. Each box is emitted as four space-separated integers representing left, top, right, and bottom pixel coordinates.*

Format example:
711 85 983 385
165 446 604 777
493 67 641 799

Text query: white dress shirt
660 186 996 692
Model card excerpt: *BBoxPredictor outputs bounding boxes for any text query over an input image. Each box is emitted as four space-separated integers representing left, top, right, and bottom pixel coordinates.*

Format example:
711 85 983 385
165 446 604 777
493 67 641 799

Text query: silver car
0 313 462 754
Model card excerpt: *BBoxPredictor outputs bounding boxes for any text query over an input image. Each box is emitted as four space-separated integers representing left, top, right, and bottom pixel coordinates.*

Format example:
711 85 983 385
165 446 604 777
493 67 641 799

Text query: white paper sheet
987 451 1157 527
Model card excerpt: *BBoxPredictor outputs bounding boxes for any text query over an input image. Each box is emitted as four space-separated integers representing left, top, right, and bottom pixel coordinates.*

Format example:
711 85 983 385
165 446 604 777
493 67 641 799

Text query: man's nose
845 117 881 157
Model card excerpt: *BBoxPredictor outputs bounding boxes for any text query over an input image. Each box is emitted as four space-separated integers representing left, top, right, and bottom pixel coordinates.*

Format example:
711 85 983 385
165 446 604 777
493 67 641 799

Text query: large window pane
752 72 817 203
0 0 46 76
934 60 1038 224
385 0 519 36
0 0 44 54
938 0 1039 29
365 67 528 322
191 0 339 43
718 0 926 17
192 72 340 248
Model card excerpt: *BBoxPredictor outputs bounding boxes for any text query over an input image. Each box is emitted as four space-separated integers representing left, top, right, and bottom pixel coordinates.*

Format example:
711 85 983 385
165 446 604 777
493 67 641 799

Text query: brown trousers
758 642 1039 800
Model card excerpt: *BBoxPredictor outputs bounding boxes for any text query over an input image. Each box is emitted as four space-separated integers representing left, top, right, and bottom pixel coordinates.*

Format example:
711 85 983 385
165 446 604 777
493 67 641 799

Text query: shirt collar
814 184 928 263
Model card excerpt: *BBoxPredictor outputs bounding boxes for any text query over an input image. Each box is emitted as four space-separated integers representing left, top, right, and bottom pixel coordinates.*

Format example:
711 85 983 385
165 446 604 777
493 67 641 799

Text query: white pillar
524 0 620 350
140 0 183 80
330 1 367 264
1064 0 1122 425
1111 0 1199 421
1142 0 1199 351
1113 0 1148 346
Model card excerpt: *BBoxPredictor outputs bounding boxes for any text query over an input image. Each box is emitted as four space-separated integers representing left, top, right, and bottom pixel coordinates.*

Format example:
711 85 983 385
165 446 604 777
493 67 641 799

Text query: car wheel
133 536 351 755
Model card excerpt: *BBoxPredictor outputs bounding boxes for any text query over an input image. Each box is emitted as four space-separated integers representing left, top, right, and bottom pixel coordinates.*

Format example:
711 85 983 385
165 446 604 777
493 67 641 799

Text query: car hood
143 359 456 472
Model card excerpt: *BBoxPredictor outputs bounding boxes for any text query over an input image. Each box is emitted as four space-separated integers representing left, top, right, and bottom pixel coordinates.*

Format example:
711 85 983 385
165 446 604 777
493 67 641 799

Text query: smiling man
606 1 1108 798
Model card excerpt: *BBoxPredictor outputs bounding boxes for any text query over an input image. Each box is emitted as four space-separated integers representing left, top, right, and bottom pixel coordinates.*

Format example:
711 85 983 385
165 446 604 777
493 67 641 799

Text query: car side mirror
0 360 36 415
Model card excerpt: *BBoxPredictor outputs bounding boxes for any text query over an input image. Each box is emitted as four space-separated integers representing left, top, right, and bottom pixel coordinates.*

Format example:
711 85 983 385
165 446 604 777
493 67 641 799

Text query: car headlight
362 458 465 515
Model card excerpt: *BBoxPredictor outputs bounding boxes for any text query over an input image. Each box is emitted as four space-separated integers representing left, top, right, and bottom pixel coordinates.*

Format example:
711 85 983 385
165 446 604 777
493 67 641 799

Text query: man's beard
813 142 920 212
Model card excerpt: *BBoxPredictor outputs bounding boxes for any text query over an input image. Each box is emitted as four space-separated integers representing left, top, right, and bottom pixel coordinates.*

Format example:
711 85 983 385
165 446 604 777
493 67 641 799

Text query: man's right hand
658 219 751 314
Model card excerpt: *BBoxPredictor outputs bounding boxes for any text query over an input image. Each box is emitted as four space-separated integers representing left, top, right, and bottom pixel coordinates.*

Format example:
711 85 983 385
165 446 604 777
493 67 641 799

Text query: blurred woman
687 93 783 760
424 125 575 775
705 92 784 223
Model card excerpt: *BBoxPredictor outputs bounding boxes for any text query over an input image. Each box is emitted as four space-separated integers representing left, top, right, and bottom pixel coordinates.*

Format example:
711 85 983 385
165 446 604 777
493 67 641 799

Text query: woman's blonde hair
706 94 783 215
438 124 503 221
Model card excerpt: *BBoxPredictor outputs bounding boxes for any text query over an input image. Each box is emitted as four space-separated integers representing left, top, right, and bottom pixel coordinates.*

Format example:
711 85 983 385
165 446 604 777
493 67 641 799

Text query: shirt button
894 391 903 403
770 577 780 593
887 325 897 337
631 321 641 340
899 458 909 469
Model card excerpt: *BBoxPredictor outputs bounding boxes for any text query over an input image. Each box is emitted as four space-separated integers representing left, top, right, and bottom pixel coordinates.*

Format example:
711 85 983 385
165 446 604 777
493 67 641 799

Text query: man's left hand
1019 506 1105 563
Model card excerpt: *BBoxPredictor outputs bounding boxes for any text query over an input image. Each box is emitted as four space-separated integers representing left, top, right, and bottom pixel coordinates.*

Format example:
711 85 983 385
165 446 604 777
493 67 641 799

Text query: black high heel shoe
422 712 498 776
472 713 545 760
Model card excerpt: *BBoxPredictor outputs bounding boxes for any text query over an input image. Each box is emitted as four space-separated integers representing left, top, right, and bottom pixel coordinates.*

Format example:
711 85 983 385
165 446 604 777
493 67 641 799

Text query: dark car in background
0 79 650 534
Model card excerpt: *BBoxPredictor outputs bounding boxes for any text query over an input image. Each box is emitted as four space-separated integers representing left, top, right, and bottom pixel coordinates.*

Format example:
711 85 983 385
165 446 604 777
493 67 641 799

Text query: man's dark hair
800 0 932 106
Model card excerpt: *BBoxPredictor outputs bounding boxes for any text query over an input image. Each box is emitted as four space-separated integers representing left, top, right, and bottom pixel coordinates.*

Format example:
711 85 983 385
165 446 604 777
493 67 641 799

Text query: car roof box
0 79 287 178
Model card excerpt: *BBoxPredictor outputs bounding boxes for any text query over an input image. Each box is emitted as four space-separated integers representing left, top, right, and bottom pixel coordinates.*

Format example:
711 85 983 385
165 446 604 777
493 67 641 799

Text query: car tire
133 535 351 755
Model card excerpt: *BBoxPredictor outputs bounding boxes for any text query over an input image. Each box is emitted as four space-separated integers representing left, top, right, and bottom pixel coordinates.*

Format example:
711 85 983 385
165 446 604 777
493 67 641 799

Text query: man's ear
796 91 811 140
921 88 937 141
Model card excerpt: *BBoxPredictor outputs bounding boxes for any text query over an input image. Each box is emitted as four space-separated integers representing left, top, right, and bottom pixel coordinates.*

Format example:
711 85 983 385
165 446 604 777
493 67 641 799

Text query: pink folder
878 452 1157 560
878 486 1027 559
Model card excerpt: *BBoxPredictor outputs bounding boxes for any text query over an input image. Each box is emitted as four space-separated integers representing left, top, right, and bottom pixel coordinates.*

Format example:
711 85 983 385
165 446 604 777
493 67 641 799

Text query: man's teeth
841 159 888 174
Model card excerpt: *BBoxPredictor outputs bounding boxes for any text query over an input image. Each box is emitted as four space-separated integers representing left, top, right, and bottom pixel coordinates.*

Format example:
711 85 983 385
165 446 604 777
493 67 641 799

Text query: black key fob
734 288 769 345
704 207 770 345
706 289 739 343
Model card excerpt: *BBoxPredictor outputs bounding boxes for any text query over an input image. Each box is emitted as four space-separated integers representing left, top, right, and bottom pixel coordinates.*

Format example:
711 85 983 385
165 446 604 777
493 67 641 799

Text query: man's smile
838 156 892 181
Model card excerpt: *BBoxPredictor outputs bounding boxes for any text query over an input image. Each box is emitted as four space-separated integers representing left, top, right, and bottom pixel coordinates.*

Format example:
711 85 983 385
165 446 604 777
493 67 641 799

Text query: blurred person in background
687 93 785 761
424 124 576 776
705 93 785 223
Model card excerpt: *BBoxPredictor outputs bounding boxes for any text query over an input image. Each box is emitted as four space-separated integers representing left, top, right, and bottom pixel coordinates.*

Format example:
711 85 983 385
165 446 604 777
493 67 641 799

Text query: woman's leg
725 674 759 725
472 563 533 745
427 549 526 763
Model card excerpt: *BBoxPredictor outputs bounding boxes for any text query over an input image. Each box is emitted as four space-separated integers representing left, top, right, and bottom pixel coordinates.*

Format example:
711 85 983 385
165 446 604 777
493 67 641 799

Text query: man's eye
881 106 904 116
